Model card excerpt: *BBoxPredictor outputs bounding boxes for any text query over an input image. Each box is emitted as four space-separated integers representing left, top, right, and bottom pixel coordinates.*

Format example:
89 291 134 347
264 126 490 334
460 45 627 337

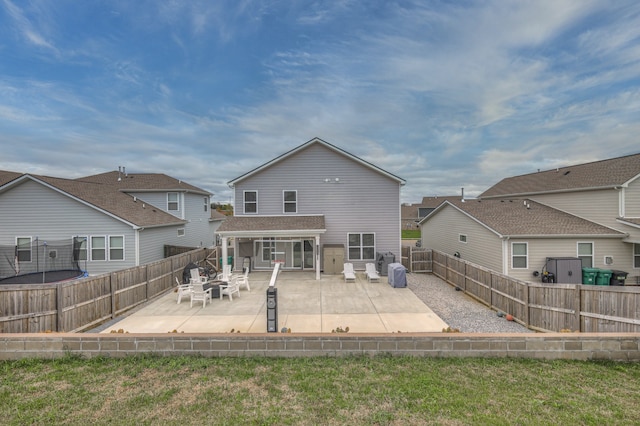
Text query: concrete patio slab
99 270 448 334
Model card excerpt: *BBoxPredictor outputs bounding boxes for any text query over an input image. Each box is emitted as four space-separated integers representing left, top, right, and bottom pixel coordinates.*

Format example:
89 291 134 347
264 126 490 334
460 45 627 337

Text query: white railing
268 262 281 287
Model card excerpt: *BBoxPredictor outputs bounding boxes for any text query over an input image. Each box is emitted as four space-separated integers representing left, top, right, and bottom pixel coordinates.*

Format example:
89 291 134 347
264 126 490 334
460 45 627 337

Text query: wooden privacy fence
0 248 214 333
401 246 433 273
431 250 640 333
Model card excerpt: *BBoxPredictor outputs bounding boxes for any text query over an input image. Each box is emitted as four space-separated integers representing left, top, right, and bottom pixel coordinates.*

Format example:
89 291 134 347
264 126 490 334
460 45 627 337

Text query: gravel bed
407 272 533 333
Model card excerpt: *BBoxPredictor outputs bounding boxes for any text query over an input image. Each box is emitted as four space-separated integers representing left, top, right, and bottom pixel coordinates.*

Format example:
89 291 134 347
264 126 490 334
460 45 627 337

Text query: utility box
323 244 344 275
266 287 278 332
546 257 582 284
376 252 396 276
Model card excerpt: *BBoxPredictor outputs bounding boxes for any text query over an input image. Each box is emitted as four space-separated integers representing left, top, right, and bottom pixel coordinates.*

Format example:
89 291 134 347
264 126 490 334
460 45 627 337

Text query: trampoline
0 269 88 285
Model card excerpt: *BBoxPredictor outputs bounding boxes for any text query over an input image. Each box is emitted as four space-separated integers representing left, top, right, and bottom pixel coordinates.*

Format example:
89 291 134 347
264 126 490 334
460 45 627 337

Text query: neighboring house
420 152 640 283
401 196 460 229
216 137 406 279
0 169 215 277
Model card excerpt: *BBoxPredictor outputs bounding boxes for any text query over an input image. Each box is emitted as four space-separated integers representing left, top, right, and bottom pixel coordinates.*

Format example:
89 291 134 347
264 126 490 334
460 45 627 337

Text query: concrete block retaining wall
1 333 639 361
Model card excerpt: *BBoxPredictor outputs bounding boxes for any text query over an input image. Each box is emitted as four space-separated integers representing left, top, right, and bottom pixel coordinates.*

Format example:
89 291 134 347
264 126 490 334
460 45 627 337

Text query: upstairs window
512 242 528 269
167 192 179 211
16 237 32 262
204 197 208 212
283 190 297 213
244 191 257 214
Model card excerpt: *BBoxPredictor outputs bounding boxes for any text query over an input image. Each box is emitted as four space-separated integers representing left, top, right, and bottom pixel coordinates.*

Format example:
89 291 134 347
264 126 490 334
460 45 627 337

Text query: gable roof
421 199 626 238
228 137 406 186
0 170 23 186
480 152 640 198
0 171 191 228
402 196 460 220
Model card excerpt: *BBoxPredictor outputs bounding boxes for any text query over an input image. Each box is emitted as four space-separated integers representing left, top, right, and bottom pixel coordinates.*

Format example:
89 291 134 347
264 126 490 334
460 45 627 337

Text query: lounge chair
236 268 250 292
189 268 208 284
365 263 380 282
342 263 356 282
190 282 212 308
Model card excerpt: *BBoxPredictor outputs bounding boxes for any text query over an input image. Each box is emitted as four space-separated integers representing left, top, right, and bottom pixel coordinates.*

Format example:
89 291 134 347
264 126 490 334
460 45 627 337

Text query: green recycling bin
595 269 612 286
582 267 598 285
219 256 233 267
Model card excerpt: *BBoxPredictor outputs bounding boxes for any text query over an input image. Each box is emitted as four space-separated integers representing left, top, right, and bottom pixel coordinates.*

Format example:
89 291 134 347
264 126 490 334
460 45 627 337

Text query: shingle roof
217 216 326 233
79 171 210 195
0 170 198 228
433 199 625 237
480 153 640 198
402 196 460 221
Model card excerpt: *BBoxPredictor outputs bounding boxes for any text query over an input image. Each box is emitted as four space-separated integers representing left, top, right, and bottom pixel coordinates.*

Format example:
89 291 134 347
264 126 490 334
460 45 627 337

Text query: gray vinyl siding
0 180 137 276
420 205 502 273
129 191 214 249
138 225 184 265
509 237 631 283
233 143 402 270
530 189 621 230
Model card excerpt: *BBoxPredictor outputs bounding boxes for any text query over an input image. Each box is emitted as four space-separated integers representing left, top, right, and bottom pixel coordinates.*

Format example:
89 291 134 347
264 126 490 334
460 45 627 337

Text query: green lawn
402 229 421 239
2 355 639 425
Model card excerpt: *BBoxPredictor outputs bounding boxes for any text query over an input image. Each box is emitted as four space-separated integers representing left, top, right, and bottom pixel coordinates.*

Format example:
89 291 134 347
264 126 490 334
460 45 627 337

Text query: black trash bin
610 270 628 286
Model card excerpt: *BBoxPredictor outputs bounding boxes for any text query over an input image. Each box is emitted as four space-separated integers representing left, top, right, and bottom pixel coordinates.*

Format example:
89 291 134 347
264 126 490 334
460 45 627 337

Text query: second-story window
244 191 257 214
283 190 297 213
167 192 179 211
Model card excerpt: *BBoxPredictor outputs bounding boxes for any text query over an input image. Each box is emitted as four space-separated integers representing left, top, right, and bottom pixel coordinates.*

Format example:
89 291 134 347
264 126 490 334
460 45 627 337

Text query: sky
1 1 639 204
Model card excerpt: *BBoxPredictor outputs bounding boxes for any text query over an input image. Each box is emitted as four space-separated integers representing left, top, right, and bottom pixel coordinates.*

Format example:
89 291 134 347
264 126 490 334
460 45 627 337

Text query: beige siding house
479 152 640 280
420 199 626 283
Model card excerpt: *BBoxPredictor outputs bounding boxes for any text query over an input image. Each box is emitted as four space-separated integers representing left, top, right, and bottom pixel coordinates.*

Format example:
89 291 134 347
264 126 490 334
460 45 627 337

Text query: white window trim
204 197 209 212
511 242 528 269
109 235 125 261
73 236 88 261
347 232 376 261
577 241 594 268
283 190 297 214
634 243 640 269
90 236 107 261
459 234 467 243
167 192 180 211
244 190 258 214
16 236 32 262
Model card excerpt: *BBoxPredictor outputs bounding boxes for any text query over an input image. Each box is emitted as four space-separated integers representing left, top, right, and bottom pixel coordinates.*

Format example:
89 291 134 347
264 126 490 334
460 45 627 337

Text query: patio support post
315 235 321 280
221 237 228 270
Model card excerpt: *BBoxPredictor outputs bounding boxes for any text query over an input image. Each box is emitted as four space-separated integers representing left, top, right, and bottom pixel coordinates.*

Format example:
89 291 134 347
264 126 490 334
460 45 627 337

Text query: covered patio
99 270 448 334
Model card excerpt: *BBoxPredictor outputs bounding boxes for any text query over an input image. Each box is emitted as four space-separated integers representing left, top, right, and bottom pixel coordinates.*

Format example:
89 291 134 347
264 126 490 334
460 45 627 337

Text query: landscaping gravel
407 272 533 333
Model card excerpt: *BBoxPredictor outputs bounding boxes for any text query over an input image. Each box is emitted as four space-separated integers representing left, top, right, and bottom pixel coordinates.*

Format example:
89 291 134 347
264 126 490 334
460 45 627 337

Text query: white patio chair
176 277 192 304
342 263 356 282
190 282 212 308
235 268 250 292
365 263 380 283
220 279 240 301
189 268 208 285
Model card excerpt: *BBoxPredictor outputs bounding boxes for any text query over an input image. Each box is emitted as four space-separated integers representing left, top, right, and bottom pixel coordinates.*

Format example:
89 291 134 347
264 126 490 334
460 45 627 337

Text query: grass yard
2 355 639 425
402 230 421 239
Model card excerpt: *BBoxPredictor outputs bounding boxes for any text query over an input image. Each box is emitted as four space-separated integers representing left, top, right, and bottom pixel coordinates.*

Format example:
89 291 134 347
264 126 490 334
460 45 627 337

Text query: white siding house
217 138 405 279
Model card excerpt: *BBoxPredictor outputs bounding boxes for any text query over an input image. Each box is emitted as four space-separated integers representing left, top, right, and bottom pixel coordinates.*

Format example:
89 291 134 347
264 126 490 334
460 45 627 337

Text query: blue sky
1 1 639 204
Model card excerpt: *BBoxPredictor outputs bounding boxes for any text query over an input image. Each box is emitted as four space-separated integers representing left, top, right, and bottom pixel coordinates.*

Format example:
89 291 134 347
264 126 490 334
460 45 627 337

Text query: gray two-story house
216 138 406 279
0 169 215 278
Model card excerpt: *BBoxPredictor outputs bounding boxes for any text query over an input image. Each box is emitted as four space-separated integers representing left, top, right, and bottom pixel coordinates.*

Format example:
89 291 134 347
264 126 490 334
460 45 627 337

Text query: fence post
574 284 581 332
56 282 64 332
523 282 529 327
110 273 116 320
